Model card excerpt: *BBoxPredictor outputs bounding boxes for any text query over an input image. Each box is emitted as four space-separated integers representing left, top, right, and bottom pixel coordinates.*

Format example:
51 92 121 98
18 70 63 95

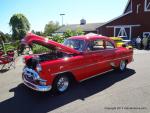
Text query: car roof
68 35 113 41
68 35 115 46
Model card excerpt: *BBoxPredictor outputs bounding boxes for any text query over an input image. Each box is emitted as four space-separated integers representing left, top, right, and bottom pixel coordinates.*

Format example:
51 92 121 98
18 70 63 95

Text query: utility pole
60 13 65 26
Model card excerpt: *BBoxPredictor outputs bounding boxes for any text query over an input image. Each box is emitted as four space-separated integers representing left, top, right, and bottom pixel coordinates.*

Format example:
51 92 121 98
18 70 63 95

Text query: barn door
114 27 131 40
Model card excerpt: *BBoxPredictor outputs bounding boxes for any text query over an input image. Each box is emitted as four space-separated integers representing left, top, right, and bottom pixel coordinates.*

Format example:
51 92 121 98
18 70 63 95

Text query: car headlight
36 64 42 72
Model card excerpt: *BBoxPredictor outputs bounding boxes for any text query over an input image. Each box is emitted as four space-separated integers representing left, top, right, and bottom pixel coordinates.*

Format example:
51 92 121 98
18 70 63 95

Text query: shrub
3 40 20 52
4 44 15 51
47 35 65 43
32 43 50 54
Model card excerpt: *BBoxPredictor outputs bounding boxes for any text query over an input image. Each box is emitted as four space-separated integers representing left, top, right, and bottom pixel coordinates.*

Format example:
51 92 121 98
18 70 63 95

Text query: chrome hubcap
57 77 69 92
120 60 126 71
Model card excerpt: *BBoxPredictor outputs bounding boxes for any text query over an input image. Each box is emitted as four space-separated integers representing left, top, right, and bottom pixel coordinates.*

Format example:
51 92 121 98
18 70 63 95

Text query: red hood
23 33 80 54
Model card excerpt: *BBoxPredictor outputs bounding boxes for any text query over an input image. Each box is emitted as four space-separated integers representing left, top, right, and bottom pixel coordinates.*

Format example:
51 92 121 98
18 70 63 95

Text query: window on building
145 0 150 11
124 0 132 14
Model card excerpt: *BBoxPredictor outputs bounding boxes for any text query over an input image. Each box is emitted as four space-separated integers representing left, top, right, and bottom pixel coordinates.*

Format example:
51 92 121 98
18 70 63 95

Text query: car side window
105 41 115 49
87 40 104 51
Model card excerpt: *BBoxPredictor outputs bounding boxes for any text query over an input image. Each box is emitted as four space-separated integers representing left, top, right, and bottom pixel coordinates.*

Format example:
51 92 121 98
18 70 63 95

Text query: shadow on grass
0 68 135 113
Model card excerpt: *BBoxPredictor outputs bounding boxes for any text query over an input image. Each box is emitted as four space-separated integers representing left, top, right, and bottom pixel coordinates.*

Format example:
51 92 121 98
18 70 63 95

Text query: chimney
80 19 86 25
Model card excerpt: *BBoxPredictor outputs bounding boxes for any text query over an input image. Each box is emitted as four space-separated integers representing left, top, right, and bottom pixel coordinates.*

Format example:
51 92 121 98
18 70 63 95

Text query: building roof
55 23 104 33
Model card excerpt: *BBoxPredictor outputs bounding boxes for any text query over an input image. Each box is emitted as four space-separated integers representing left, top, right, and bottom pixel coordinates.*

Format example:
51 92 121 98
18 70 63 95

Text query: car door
81 39 107 79
103 40 116 70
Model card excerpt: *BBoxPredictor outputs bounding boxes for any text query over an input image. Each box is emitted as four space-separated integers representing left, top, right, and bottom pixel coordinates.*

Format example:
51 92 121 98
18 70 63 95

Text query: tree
0 31 12 43
48 35 65 43
9 13 30 40
31 30 36 34
75 28 84 36
35 31 45 36
63 28 84 38
0 31 4 50
31 30 44 36
63 29 75 38
44 21 60 36
0 31 6 42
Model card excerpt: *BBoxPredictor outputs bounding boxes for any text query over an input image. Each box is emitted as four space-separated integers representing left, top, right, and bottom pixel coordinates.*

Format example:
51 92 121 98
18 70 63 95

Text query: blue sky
0 0 128 33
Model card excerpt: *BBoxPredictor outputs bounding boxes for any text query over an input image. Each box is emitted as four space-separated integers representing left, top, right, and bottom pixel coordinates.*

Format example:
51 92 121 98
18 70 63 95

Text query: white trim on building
117 27 128 37
144 0 150 11
114 26 131 40
143 32 150 37
106 25 141 28
123 0 133 15
106 25 141 40
136 4 141 14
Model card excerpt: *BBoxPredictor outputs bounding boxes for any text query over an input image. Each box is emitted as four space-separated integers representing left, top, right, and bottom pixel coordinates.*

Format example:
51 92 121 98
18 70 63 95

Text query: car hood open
23 33 80 54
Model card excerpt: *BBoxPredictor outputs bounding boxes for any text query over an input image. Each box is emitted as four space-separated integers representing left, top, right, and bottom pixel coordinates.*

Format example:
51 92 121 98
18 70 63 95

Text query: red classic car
22 33 133 93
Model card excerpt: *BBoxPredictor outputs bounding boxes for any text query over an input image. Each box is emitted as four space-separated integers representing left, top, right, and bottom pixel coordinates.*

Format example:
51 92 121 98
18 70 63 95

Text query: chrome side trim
86 48 117 53
52 55 132 75
79 69 114 82
22 76 52 92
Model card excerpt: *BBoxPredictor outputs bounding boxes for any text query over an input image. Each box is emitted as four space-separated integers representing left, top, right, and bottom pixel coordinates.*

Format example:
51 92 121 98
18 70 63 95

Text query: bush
4 44 15 52
3 40 20 52
47 35 65 43
32 44 50 54
63 28 84 38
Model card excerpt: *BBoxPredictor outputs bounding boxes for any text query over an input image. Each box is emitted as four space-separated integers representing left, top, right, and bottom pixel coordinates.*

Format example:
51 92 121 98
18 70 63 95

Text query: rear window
87 39 105 51
105 41 115 49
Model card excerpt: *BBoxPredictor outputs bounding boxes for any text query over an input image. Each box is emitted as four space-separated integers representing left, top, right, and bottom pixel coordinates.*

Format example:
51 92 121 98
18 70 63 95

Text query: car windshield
63 39 85 52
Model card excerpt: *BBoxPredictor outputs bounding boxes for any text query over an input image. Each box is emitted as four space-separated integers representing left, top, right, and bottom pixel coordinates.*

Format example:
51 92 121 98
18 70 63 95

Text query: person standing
147 37 150 50
142 36 148 50
136 36 141 49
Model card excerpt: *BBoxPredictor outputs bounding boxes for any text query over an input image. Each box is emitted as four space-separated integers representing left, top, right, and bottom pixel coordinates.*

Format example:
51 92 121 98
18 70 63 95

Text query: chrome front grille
22 67 51 92
23 67 40 81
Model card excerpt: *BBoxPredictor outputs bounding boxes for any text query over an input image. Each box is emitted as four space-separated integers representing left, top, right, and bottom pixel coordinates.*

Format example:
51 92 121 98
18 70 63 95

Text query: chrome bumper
22 77 52 92
22 67 52 92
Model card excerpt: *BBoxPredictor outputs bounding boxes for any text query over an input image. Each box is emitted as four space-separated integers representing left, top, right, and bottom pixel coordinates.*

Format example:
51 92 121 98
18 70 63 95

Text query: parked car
110 37 132 49
122 40 133 48
22 33 133 93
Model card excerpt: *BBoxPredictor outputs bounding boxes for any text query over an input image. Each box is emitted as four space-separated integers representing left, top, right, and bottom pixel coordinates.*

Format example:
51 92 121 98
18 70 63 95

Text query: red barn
97 0 150 40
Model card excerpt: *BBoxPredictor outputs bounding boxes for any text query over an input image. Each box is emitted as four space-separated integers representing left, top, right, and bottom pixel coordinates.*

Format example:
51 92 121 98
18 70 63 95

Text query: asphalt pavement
0 50 150 113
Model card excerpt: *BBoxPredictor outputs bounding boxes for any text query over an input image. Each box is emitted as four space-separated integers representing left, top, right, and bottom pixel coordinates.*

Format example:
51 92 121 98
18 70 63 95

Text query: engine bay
25 51 72 69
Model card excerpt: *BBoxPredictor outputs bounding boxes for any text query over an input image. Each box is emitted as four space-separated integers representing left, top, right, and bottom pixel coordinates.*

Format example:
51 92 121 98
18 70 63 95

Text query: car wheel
53 75 70 93
119 60 126 72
